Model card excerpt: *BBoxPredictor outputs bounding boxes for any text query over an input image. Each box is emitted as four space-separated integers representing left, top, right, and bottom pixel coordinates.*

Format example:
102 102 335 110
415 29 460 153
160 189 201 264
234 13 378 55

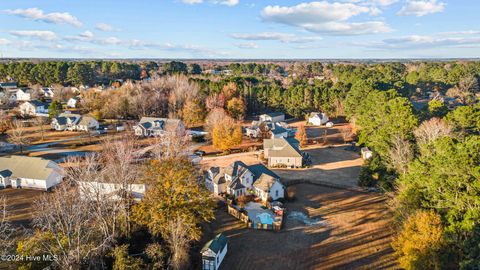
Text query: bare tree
8 120 31 153
32 182 112 269
414 118 454 146
387 134 414 175
33 117 49 142
165 216 191 270
0 110 11 135
0 196 15 256
341 126 353 144
149 131 191 161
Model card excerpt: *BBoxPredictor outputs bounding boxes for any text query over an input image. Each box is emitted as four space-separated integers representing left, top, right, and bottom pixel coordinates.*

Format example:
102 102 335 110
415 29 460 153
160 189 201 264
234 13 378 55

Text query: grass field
197 184 398 270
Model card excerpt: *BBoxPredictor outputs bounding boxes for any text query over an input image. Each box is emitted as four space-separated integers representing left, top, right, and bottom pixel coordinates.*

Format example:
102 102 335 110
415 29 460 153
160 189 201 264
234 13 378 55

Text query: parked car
194 150 206 156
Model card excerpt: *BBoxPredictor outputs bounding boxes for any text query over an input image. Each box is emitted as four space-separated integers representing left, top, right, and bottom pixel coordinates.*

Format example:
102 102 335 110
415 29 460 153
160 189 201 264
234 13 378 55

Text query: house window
217 256 219 264
275 190 279 197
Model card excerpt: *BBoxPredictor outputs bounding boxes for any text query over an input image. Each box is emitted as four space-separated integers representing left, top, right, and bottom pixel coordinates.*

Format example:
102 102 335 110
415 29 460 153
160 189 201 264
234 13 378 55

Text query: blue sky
0 0 478 59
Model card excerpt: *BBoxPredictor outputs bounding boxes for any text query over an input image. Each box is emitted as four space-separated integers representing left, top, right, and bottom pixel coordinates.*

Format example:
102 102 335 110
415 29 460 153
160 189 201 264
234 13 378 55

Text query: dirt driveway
197 184 398 270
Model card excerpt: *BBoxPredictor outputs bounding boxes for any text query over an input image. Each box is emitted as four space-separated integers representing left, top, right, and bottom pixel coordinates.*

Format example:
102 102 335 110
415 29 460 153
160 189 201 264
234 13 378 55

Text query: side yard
197 184 398 270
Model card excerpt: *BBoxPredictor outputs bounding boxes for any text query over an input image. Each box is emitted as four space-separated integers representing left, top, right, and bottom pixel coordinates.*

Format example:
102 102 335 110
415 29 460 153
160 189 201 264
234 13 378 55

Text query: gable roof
27 100 49 107
270 125 288 135
262 112 284 118
224 161 251 178
263 137 302 158
248 164 280 182
0 156 62 180
138 117 183 131
202 233 227 254
78 115 97 126
253 173 282 192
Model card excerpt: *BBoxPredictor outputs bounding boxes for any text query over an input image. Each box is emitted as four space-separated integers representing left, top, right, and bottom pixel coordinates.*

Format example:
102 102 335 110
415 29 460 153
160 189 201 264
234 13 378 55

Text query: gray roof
202 233 227 254
264 137 302 158
225 161 251 178
0 82 17 89
248 164 279 182
0 156 61 180
263 112 284 117
270 125 288 135
28 100 49 107
138 117 183 132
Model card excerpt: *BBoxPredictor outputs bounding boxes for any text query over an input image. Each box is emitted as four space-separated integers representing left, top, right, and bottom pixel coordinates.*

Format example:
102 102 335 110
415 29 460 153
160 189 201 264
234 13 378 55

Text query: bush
358 153 397 191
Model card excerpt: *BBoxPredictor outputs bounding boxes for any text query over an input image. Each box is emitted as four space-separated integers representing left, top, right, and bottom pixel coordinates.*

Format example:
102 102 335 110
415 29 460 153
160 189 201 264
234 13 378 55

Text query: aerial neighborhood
0 56 478 270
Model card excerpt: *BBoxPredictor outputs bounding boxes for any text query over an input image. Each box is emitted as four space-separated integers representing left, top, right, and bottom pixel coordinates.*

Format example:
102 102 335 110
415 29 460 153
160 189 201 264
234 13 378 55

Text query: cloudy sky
0 0 478 59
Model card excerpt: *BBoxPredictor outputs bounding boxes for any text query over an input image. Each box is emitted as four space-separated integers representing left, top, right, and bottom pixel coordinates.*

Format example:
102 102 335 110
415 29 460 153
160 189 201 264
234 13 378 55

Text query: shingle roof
270 125 288 135
263 137 302 158
138 117 182 132
224 161 251 178
0 156 62 180
263 112 284 117
248 164 279 182
253 173 282 192
77 115 96 126
28 100 49 107
201 233 227 254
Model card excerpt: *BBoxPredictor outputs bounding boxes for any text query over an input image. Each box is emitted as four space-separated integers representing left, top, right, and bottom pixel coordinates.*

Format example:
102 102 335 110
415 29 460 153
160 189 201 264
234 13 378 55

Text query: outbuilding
201 233 228 270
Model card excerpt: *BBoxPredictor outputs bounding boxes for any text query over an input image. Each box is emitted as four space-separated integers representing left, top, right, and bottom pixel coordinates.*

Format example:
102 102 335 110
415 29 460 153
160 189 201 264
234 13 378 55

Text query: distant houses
307 112 329 126
263 137 303 168
133 117 185 137
201 233 228 270
78 181 147 202
259 112 285 123
67 96 80 108
51 113 99 131
18 100 49 117
205 161 285 202
16 88 33 102
0 156 64 191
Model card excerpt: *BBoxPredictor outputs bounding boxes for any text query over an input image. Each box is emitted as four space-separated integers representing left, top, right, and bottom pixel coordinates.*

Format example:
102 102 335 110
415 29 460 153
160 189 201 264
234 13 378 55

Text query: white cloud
4 8 82 27
181 0 203 4
0 39 11 45
234 42 258 49
261 1 391 35
397 0 445 17
95 23 115 31
213 0 239 6
10 30 57 41
370 0 398 6
231 32 322 43
354 31 480 50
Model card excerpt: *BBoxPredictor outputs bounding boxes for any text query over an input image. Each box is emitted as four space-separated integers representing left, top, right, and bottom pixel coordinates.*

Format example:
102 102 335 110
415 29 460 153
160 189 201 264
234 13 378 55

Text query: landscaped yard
197 184 398 270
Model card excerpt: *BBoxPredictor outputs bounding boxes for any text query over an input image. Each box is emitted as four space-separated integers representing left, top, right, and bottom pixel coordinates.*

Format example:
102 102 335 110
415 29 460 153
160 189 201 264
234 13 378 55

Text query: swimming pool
257 213 274 225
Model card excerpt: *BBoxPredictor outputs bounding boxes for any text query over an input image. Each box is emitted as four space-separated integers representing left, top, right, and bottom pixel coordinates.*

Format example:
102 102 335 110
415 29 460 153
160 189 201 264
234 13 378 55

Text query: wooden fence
227 204 282 232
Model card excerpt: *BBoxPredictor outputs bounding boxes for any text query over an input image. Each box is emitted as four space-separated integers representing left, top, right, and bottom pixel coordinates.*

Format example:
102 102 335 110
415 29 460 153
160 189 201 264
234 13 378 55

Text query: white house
67 97 80 108
18 100 49 117
201 233 228 270
133 117 185 137
78 181 147 202
308 112 329 126
51 113 99 131
249 164 285 201
246 121 293 139
0 156 64 191
259 112 285 123
205 161 285 202
263 137 303 168
41 87 54 99
16 88 33 102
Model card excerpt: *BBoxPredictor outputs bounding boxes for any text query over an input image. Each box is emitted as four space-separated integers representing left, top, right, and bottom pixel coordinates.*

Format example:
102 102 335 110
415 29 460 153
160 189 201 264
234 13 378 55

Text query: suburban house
0 156 64 191
133 117 185 137
16 88 33 101
263 137 303 168
51 113 99 131
245 120 293 139
205 161 285 202
201 233 228 270
259 112 285 123
18 100 49 117
67 96 80 108
78 181 147 202
308 112 329 126
41 87 54 99
0 82 17 90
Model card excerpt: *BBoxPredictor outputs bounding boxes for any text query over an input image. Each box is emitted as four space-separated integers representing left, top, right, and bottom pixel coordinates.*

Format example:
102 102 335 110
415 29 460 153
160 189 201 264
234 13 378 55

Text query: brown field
197 184 398 270
0 188 46 227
